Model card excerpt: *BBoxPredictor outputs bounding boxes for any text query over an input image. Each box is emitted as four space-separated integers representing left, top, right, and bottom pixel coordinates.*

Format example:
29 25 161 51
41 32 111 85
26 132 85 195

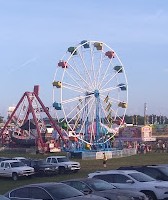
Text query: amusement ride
52 40 128 151
0 40 128 153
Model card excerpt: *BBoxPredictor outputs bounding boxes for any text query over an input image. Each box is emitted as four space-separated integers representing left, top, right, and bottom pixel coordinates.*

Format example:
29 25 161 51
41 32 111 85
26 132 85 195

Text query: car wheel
12 173 18 181
59 167 65 174
27 175 32 179
143 191 157 200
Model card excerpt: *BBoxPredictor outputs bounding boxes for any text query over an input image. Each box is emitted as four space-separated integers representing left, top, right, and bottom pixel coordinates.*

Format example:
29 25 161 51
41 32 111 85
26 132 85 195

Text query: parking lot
0 152 168 194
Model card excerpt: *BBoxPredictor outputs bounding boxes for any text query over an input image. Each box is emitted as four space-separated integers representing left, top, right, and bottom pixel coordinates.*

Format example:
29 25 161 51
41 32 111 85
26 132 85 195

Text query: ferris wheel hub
94 89 99 98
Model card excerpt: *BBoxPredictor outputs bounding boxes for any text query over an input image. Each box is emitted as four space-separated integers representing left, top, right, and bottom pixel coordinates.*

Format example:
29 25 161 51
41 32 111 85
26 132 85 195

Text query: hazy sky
0 0 168 118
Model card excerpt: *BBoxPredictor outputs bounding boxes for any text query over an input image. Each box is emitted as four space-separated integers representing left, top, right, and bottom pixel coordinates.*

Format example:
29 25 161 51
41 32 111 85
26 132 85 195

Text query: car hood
93 190 130 200
147 180 168 187
65 194 106 199
36 164 54 168
60 161 80 165
99 189 146 198
13 166 34 170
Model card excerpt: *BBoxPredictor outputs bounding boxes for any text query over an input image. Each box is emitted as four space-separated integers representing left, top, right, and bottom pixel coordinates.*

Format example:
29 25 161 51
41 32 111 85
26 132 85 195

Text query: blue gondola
114 66 123 73
81 40 90 48
53 102 62 110
118 83 127 91
68 47 77 55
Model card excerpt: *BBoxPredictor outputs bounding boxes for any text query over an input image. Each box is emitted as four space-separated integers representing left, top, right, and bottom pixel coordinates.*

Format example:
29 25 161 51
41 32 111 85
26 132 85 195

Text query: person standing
103 152 107 167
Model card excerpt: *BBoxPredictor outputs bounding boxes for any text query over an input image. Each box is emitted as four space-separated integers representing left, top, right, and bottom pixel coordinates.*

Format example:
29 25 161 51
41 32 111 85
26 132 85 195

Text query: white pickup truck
0 160 35 180
46 156 80 174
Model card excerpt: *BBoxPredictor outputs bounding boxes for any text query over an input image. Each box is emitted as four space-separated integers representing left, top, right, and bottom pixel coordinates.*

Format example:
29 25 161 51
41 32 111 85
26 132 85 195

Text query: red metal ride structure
0 85 66 152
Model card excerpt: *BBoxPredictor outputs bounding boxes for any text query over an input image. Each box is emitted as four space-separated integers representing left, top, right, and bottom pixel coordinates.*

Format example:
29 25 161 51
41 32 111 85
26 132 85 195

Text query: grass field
0 151 168 194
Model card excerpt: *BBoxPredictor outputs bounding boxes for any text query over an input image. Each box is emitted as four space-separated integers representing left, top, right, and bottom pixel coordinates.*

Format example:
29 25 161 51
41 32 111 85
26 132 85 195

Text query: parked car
12 157 27 162
0 195 10 200
88 169 168 200
46 156 80 174
118 165 168 181
4 182 107 200
27 159 58 176
0 157 12 162
12 157 31 166
0 160 34 180
62 178 148 200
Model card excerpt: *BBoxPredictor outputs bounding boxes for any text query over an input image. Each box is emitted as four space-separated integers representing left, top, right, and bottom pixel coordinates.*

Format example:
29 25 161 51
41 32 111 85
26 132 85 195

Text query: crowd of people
136 141 168 154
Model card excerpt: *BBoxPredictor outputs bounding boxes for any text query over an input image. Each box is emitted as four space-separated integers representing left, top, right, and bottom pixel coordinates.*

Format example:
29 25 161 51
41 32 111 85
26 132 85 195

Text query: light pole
144 103 147 125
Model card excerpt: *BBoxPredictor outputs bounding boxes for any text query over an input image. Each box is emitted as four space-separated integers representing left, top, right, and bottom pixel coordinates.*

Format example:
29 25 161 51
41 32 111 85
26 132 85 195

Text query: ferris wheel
52 40 128 148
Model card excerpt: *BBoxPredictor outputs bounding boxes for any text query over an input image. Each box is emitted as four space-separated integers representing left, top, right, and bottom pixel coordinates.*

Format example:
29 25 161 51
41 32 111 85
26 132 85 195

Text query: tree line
125 115 168 125
0 114 167 126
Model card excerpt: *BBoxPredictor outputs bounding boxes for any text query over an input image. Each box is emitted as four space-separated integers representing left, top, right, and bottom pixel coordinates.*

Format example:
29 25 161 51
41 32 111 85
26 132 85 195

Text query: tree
0 115 4 123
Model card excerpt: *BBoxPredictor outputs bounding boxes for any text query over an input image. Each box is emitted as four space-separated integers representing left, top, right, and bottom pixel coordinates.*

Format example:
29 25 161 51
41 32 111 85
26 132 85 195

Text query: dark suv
117 165 168 181
0 157 12 162
28 159 58 176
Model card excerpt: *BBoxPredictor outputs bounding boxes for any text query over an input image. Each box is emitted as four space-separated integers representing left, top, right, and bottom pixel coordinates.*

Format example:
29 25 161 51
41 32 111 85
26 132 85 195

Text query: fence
70 148 137 160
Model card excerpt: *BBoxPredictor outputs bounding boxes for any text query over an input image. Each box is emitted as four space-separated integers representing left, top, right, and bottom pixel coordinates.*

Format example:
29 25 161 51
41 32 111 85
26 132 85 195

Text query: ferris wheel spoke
65 96 91 124
101 70 122 90
64 69 89 91
62 93 94 105
67 62 92 90
89 43 97 88
72 104 84 130
99 100 113 124
63 83 86 94
77 47 94 89
77 98 95 139
100 94 122 106
100 85 120 94
98 58 113 89
71 57 88 82
53 67 59 82
90 103 96 142
62 96 84 105
95 51 104 88
65 106 81 124
67 97 93 123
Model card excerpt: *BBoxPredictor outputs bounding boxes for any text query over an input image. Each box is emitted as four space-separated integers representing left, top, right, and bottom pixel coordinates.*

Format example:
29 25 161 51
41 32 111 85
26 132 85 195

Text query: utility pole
144 103 147 125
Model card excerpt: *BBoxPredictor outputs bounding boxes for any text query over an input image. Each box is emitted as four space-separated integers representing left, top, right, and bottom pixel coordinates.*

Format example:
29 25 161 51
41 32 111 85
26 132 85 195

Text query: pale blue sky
0 0 168 118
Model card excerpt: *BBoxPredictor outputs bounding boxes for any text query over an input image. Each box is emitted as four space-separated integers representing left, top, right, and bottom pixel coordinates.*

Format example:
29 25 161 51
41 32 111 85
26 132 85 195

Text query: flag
104 95 109 103
105 102 112 111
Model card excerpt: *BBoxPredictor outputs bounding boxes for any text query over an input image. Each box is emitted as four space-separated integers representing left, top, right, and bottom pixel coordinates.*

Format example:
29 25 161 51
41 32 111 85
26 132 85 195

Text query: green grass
0 151 168 194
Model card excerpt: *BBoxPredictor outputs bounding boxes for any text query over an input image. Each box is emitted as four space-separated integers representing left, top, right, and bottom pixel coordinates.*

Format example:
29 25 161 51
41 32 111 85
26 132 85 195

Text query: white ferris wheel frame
53 40 128 145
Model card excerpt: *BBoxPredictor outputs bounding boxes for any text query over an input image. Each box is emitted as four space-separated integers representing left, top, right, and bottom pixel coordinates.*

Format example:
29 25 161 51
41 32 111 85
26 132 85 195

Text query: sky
0 0 168 118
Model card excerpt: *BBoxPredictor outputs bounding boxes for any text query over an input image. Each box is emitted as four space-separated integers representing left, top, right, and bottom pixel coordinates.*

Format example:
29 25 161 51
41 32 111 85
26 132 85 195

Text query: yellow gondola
118 102 127 108
52 81 62 88
94 42 103 50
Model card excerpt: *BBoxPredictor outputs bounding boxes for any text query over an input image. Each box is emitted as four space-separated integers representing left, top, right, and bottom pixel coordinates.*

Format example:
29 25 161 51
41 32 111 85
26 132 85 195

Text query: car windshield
38 160 48 165
158 167 168 176
129 172 155 182
10 162 25 167
86 179 116 191
57 157 69 162
46 184 83 200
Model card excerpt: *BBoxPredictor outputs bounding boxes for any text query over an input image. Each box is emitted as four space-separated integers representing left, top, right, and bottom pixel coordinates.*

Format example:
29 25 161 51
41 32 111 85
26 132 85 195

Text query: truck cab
46 156 80 174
